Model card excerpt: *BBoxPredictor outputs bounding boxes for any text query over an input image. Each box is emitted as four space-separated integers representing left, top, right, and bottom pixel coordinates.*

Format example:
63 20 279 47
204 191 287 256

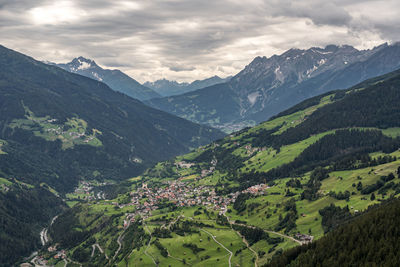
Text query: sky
0 0 399 83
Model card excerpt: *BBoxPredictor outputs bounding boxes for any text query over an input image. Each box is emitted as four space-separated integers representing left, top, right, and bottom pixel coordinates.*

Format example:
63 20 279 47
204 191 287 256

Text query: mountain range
0 44 223 265
146 42 400 132
144 75 231 97
52 57 160 101
3 41 400 266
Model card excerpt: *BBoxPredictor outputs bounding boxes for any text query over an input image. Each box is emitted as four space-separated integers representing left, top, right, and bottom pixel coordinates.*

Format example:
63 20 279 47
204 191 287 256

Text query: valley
2 1 400 266
26 70 400 266
0 45 223 266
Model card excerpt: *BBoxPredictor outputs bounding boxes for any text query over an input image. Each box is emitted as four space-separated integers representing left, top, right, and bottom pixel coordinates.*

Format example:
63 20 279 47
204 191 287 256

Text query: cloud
0 0 399 82
166 62 196 72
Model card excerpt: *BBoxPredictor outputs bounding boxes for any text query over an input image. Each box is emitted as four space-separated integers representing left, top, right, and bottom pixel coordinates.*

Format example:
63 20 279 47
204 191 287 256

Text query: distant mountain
0 45 223 264
52 57 160 100
146 43 400 132
144 75 231 97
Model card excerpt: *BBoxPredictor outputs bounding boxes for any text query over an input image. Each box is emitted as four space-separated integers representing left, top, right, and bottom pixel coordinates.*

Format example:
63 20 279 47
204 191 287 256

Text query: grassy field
0 177 12 186
241 131 335 172
241 93 334 137
381 127 400 138
9 105 102 150
0 139 7 154
34 91 400 267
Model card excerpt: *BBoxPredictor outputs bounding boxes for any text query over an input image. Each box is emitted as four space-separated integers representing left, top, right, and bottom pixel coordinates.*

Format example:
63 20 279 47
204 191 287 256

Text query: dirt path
263 230 303 245
91 243 107 259
167 248 184 262
40 215 59 246
223 213 258 266
40 228 48 246
200 228 233 267
113 233 125 260
62 257 82 267
235 229 259 267
91 244 96 258
143 223 158 266
231 221 303 245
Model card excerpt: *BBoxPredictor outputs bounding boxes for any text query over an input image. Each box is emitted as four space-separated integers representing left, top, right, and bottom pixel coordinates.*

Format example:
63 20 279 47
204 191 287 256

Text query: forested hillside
267 198 400 267
0 45 223 266
35 69 400 266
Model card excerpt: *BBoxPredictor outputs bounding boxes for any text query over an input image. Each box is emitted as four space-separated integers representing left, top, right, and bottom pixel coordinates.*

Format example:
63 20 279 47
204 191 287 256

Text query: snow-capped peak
70 56 97 71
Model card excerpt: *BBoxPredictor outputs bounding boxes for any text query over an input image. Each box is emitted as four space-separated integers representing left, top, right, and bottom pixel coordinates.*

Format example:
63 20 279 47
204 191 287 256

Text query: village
70 180 108 201
44 125 95 143
119 179 269 226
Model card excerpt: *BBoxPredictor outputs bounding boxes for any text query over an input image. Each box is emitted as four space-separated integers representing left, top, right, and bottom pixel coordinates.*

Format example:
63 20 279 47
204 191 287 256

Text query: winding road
143 223 158 266
40 215 59 246
235 229 259 267
200 228 233 267
113 233 125 259
264 230 303 245
91 243 108 259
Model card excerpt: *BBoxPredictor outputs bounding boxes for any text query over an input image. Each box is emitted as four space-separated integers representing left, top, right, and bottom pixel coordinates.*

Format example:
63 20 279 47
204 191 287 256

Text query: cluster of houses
47 245 66 260
244 144 267 156
0 183 10 193
295 233 314 244
118 180 270 224
73 181 107 201
242 183 269 194
175 159 217 178
44 123 94 143
175 161 194 169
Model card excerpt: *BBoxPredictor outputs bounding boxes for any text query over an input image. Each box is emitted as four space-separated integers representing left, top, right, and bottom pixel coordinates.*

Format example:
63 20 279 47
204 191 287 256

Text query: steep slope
0 45 223 265
267 198 400 267
146 43 400 132
144 75 231 97
0 44 223 191
53 57 160 100
145 83 248 132
0 183 66 266
39 69 400 266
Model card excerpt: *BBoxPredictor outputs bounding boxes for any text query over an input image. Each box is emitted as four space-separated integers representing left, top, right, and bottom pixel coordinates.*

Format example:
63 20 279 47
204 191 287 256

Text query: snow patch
274 66 284 83
306 65 318 76
306 59 326 77
92 72 103 81
311 49 333 55
77 59 91 70
247 92 260 106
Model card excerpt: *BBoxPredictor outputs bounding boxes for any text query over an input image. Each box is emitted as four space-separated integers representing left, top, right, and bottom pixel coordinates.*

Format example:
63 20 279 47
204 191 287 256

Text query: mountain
0 45 223 265
146 43 400 132
144 75 231 97
52 57 160 101
38 69 400 266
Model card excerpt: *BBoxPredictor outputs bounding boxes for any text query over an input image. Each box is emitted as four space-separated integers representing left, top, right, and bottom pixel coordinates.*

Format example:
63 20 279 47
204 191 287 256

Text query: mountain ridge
144 75 231 97
51 56 160 101
0 44 224 265
146 43 400 132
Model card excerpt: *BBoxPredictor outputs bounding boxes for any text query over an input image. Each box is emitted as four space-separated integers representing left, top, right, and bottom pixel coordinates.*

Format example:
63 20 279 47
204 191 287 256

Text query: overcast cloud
0 0 399 82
